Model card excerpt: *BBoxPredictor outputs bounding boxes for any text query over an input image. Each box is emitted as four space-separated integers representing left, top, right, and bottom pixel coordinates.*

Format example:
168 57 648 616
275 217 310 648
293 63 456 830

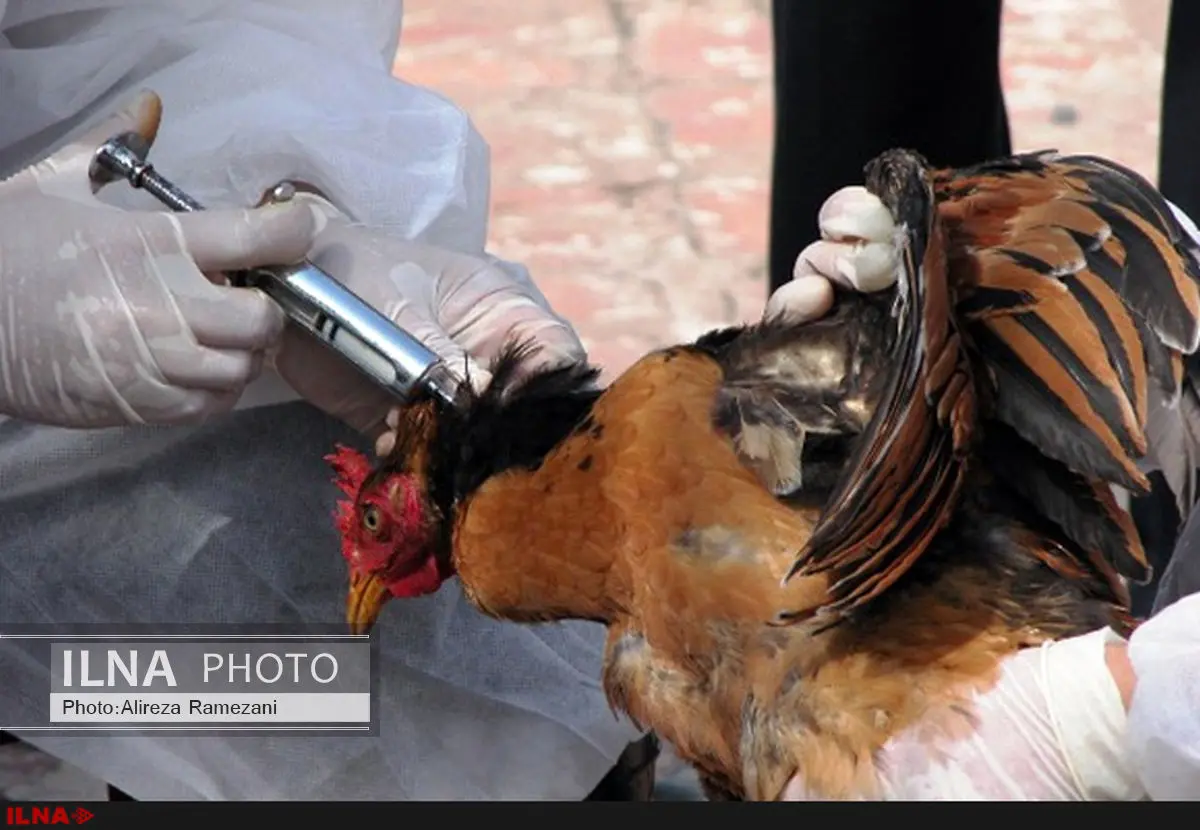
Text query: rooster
328 149 1200 800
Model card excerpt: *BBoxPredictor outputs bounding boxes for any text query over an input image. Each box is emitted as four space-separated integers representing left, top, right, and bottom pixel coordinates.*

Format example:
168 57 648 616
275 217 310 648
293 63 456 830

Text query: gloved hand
765 186 901 323
0 90 318 428
273 192 586 444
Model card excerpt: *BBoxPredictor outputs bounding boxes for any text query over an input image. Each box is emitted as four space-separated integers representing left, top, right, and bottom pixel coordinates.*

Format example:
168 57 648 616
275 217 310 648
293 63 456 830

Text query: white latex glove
273 193 585 443
783 593 1200 801
0 90 318 428
765 186 901 324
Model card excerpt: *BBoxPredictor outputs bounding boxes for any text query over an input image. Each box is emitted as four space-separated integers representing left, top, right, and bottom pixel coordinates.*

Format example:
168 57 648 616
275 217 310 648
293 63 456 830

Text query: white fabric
1127 592 1200 800
0 0 640 800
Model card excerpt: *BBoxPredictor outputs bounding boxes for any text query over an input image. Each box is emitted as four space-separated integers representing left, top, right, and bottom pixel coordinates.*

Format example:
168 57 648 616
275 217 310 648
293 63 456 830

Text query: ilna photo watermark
0 624 379 737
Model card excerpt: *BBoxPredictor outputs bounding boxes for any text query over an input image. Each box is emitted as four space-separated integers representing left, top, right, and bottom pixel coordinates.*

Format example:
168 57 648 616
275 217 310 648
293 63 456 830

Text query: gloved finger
794 237 899 293
113 386 243 427
274 325 395 436
154 345 265 393
446 290 586 369
817 186 895 244
376 427 398 458
168 201 317 275
764 274 835 323
172 285 287 352
500 318 589 376
164 388 244 425
376 404 404 457
484 256 557 312
16 89 164 202
391 305 493 395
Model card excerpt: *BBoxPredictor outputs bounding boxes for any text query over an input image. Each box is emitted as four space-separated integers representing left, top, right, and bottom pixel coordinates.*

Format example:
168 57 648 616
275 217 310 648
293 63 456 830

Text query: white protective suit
0 0 642 799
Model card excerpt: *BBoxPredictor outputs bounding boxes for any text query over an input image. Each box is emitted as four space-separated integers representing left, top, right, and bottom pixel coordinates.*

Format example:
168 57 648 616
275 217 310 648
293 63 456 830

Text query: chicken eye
361 505 383 535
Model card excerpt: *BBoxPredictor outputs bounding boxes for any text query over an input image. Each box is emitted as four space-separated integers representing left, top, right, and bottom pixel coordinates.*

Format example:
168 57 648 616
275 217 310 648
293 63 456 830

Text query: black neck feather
425 342 603 524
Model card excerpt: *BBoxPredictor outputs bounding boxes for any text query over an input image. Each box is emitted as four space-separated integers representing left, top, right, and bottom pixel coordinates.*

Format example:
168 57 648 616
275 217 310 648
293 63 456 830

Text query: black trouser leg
768 0 1010 291
1160 0 1200 219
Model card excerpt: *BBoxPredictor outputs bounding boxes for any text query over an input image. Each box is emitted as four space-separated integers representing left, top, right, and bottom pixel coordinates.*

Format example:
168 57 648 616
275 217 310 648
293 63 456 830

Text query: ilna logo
4 805 94 825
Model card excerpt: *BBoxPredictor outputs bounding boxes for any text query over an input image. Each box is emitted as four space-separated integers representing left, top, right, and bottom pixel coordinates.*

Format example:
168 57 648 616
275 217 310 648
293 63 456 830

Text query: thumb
20 89 163 200
764 274 835 324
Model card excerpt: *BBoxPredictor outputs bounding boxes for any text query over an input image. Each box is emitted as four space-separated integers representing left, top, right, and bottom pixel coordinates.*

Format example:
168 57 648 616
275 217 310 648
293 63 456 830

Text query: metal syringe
88 131 465 411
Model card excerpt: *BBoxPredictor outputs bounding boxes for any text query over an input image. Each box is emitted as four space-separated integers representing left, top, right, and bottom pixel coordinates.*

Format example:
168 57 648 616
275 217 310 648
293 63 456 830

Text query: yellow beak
347 570 390 635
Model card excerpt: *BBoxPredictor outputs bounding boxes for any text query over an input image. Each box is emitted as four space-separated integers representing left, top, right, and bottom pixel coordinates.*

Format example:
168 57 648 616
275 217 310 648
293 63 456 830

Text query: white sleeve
0 0 491 254
1126 591 1200 800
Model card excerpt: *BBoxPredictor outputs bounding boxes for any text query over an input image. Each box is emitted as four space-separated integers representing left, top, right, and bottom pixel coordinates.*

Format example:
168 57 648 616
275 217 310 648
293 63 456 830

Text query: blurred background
394 0 1169 380
0 0 1172 799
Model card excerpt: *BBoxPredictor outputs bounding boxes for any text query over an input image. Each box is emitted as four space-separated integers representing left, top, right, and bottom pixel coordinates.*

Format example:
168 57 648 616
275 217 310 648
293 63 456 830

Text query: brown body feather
353 149 1200 799
450 344 1122 799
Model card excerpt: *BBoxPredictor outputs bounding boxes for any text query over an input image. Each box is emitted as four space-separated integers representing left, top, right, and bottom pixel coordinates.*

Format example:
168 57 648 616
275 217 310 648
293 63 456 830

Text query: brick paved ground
0 0 1174 800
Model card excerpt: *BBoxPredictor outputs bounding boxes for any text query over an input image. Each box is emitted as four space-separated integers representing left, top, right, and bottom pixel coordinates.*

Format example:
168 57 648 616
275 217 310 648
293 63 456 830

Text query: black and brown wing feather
780 150 978 620
777 149 1200 622
937 152 1200 551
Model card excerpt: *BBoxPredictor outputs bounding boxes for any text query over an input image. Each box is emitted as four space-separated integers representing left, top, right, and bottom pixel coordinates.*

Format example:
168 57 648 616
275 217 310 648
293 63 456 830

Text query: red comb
326 444 372 498
325 444 373 561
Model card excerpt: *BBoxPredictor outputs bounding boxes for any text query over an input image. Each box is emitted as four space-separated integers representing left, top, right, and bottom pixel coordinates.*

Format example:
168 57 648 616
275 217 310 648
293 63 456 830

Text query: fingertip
289 191 344 234
261 199 320 259
179 200 318 273
244 350 266 386
794 240 849 286
546 324 588 363
375 431 396 458
765 275 835 323
818 186 895 243
513 319 588 370
167 388 241 426
841 242 900 293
